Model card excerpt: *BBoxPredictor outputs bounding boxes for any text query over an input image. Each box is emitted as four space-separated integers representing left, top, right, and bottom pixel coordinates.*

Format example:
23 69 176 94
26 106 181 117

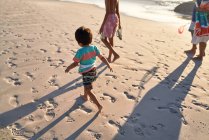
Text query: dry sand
0 0 209 139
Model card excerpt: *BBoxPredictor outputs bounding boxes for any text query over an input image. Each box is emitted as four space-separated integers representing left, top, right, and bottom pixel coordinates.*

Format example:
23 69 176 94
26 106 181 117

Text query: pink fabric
102 14 119 38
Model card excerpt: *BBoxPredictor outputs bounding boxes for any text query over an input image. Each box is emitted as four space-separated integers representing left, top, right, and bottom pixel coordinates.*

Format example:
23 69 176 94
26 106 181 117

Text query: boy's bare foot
112 54 120 63
98 105 103 113
81 95 88 101
193 55 203 61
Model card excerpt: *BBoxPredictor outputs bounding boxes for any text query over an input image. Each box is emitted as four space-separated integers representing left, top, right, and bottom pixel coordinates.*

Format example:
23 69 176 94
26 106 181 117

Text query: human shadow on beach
65 112 99 140
136 67 159 100
114 57 202 140
30 96 99 140
0 63 107 128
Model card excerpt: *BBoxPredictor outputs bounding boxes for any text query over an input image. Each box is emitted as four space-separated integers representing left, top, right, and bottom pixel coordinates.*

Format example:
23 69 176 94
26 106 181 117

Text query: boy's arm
99 56 113 72
65 62 79 73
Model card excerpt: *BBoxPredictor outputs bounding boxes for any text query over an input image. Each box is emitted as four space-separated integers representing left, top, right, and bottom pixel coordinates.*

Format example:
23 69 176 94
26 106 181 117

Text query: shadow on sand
114 57 202 140
30 96 99 140
0 63 107 129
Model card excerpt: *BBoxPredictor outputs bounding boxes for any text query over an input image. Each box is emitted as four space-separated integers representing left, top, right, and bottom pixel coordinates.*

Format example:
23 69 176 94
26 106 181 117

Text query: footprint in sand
56 47 61 53
37 98 58 111
135 52 144 57
41 99 58 121
7 123 34 139
65 115 75 123
26 45 32 48
108 120 125 135
49 59 65 68
192 100 209 110
44 109 56 121
105 73 117 79
48 75 60 88
31 87 38 93
25 72 35 81
87 129 102 140
5 57 17 68
123 91 136 101
1 49 9 55
9 95 19 107
78 105 92 114
134 127 145 136
4 76 21 86
103 93 116 103
40 49 47 53
45 98 58 109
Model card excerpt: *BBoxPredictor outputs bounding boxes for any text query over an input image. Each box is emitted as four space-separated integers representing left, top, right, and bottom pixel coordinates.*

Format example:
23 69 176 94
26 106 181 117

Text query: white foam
61 0 190 24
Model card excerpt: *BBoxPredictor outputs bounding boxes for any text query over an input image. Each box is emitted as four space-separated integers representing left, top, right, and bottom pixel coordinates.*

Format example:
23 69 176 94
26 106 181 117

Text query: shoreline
61 0 191 24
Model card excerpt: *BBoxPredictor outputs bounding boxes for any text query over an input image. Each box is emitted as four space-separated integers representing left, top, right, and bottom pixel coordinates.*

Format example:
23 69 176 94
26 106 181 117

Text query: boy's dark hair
75 26 92 45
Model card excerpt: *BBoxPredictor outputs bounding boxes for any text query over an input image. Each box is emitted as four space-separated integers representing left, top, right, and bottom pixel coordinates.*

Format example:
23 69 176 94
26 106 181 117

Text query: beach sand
0 0 209 139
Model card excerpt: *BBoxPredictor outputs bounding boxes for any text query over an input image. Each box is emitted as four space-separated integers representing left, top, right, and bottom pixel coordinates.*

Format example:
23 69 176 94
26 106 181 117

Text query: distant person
65 26 113 113
99 0 121 63
185 0 209 60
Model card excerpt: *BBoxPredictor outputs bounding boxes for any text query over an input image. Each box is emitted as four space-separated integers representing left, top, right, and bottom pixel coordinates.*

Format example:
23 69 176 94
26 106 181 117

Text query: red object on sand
178 25 185 34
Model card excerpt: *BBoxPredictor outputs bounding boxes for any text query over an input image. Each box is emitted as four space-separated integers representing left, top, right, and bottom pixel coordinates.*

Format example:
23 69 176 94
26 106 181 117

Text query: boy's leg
84 86 102 112
101 37 119 63
81 88 88 101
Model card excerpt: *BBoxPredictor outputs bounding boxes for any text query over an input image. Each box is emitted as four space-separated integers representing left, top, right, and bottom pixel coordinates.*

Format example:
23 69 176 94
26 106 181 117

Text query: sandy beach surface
0 0 209 139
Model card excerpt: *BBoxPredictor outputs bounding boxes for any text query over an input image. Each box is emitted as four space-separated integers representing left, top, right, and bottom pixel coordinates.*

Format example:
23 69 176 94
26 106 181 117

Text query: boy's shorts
82 67 97 87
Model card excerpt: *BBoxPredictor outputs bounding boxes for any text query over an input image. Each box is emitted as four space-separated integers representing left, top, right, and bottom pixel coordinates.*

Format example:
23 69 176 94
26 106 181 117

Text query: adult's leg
184 31 197 55
107 37 114 62
102 37 119 63
193 42 206 60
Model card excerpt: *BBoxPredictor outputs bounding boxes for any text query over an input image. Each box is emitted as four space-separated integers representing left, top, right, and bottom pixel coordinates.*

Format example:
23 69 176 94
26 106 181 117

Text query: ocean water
62 0 191 23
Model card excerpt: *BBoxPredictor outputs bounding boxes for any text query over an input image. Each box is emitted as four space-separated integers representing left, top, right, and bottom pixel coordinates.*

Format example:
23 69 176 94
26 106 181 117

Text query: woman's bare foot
81 95 88 101
98 105 103 113
112 54 120 63
107 57 111 63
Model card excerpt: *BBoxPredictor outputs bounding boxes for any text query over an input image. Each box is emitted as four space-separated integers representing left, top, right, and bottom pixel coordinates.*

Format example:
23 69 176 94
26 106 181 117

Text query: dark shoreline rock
174 1 195 15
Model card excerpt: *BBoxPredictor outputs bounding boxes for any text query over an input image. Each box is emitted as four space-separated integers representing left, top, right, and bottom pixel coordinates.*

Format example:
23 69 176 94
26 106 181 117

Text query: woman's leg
184 31 197 55
107 37 114 62
102 37 119 63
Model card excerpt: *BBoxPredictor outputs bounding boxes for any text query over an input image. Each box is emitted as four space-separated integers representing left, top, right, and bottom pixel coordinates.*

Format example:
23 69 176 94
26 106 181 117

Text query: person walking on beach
184 0 201 55
186 0 209 60
99 0 121 63
65 26 113 112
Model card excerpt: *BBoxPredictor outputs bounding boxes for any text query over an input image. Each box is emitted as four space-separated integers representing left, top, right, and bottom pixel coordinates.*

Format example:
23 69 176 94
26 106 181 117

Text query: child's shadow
0 63 107 128
29 97 99 140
